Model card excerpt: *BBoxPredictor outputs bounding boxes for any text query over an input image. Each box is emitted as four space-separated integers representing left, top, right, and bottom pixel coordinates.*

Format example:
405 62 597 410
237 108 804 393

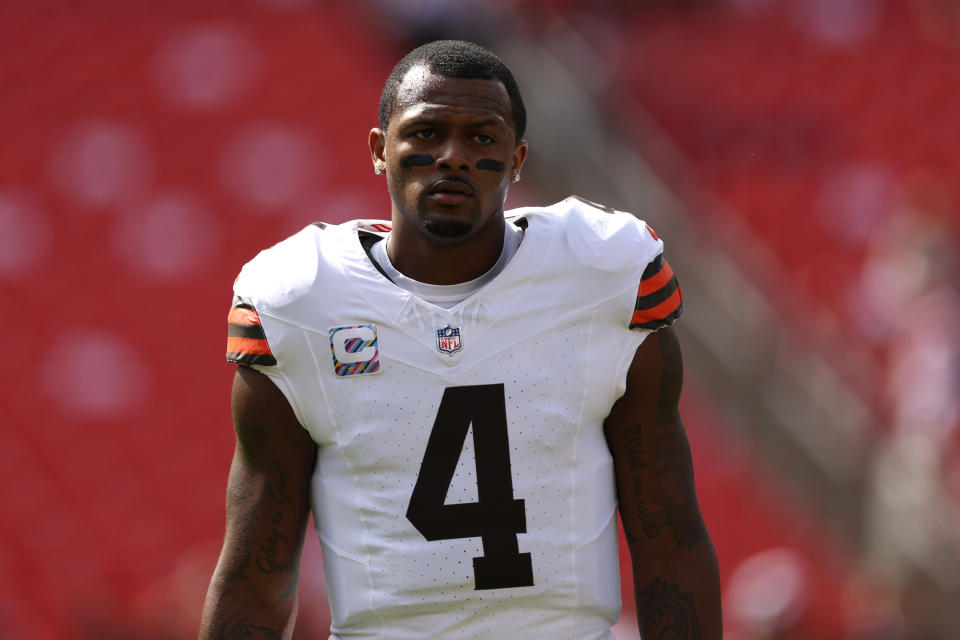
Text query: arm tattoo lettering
624 423 706 550
624 427 648 472
620 329 707 550
255 461 296 576
637 579 706 640
629 475 705 549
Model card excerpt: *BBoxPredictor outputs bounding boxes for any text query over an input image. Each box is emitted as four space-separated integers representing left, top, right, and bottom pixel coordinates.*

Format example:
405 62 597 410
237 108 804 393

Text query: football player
200 39 721 640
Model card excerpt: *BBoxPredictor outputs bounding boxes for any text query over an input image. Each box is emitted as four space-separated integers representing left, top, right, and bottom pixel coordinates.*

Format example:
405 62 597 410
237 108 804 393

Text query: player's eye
473 134 495 144
414 129 435 140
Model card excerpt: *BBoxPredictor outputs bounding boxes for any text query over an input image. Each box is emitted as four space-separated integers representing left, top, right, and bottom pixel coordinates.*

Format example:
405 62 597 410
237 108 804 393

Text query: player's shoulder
514 195 664 273
233 223 323 309
233 218 382 311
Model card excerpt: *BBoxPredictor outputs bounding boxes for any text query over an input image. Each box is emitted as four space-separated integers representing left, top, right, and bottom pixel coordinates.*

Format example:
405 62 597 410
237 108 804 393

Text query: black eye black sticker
400 154 435 168
476 159 505 172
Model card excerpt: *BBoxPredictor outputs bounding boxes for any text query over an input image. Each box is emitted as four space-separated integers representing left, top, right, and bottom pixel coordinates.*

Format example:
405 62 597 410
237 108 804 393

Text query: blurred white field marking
48 120 153 209
112 189 220 279
0 190 50 277
41 329 149 416
219 122 324 212
152 24 262 111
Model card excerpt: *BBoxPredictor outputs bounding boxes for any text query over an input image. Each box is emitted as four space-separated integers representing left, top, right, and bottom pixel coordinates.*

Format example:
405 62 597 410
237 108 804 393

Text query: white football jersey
226 197 682 640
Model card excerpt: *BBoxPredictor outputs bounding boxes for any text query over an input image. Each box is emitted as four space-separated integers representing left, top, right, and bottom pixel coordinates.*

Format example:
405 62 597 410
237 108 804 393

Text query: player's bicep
216 365 317 599
604 327 706 552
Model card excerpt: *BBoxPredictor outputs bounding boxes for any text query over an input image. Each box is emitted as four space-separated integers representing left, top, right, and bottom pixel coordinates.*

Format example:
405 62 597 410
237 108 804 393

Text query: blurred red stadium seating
615 0 960 379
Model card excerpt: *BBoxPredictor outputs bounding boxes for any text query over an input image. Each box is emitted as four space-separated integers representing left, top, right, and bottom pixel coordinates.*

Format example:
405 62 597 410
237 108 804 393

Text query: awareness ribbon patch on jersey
630 253 683 331
226 302 278 366
329 325 381 376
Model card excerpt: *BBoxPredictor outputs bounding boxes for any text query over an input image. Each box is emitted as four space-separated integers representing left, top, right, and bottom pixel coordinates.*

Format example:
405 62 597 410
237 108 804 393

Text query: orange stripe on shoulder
228 306 262 326
645 224 659 241
226 336 273 356
631 287 682 325
640 260 675 296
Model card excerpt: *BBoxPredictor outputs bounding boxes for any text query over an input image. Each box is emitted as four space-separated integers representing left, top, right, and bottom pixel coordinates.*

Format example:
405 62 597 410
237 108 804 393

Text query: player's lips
425 178 474 204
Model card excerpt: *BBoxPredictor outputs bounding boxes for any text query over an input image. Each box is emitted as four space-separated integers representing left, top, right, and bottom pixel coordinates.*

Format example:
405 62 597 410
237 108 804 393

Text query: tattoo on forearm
628 481 705 550
623 420 705 550
637 579 706 640
218 613 282 640
624 425 648 472
652 429 689 475
256 461 295 575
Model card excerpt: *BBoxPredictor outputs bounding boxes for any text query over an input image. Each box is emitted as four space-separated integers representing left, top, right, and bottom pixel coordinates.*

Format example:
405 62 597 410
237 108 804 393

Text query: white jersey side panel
229 198 677 640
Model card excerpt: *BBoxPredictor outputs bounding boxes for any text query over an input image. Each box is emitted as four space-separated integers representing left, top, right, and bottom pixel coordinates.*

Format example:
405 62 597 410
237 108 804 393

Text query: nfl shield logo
436 325 462 354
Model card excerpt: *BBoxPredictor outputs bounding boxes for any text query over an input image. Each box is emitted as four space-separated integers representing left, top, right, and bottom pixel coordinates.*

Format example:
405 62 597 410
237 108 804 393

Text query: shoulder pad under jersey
555 195 663 273
232 223 323 312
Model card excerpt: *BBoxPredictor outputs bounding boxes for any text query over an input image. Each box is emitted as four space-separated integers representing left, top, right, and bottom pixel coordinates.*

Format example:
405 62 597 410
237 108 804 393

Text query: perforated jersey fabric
227 198 681 640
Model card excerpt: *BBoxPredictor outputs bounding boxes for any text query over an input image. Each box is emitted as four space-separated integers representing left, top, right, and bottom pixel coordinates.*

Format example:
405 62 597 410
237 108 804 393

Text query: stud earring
511 173 521 183
374 166 384 175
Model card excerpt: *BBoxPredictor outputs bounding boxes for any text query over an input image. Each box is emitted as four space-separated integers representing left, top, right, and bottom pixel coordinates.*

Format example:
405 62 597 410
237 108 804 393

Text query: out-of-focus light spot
0 190 50 277
250 0 314 8
724 0 777 14
726 548 808 630
219 124 322 211
791 0 880 46
41 330 149 416
153 25 262 110
113 190 220 279
48 121 153 209
815 163 898 247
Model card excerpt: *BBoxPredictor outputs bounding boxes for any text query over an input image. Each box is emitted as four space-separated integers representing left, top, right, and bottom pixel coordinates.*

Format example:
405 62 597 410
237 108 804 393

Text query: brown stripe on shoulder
226 303 276 366
227 350 278 367
630 253 683 331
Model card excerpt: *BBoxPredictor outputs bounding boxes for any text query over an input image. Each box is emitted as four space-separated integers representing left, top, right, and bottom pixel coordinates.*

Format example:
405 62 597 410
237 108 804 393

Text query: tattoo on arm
625 421 706 550
256 461 294 575
216 452 312 598
618 329 706 551
637 579 706 640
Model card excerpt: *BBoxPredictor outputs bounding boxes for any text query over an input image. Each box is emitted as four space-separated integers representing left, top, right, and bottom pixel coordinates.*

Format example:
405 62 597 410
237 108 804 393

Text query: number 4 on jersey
406 384 535 590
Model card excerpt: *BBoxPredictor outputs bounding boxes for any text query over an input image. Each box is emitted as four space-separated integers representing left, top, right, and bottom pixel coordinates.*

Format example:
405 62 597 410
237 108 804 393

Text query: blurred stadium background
1 0 958 638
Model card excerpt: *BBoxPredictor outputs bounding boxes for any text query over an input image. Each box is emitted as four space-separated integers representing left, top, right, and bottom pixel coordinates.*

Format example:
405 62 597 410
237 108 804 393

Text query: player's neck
387 216 506 285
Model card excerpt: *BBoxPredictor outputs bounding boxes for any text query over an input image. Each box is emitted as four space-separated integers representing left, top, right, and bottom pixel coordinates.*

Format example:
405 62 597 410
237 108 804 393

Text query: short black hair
378 40 527 141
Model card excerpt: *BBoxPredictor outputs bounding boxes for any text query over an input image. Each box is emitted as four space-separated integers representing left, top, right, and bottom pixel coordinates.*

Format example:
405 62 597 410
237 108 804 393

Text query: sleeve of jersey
629 252 683 331
226 297 278 367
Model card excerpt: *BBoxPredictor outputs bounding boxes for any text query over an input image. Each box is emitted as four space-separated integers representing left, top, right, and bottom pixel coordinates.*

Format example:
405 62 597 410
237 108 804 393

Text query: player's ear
369 128 387 175
511 139 528 178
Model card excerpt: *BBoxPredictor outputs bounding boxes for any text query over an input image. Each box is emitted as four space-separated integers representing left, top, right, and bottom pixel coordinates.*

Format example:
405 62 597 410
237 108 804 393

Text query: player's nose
435 138 470 172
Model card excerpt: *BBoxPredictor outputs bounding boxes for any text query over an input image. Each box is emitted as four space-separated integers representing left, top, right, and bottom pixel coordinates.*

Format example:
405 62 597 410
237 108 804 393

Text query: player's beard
416 197 480 239
423 217 473 238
